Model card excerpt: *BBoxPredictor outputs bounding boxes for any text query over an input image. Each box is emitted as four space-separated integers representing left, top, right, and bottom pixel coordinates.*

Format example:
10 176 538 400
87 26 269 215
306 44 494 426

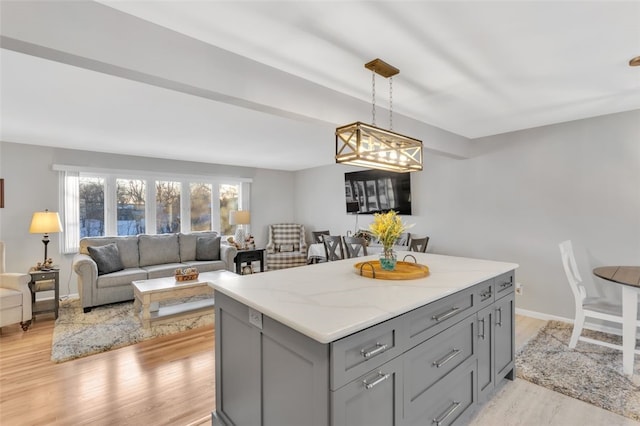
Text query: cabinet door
215 294 262 426
262 317 329 426
494 292 515 381
476 305 494 401
331 357 402 426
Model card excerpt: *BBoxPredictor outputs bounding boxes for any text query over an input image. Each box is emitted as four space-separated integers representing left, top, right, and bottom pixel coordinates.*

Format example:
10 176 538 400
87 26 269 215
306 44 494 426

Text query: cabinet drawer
331 356 402 426
406 287 474 347
331 316 403 390
475 278 494 311
405 360 477 426
31 272 57 281
33 279 56 292
494 271 515 299
404 314 475 409
237 251 263 262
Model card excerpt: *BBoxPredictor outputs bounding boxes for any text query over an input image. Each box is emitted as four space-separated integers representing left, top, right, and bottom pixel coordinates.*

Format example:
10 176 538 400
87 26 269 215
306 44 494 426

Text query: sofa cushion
141 263 186 279
88 243 125 275
271 224 303 251
182 260 227 272
196 236 221 260
80 236 139 269
0 288 22 309
139 234 180 267
179 231 219 261
96 268 148 289
266 251 307 271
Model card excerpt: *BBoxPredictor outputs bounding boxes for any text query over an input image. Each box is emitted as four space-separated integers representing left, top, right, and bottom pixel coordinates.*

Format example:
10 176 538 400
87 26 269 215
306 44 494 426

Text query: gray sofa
72 232 237 312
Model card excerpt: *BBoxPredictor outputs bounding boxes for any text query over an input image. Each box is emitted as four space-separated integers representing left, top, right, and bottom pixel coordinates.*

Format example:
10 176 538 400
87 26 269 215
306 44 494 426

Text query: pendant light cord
371 69 376 126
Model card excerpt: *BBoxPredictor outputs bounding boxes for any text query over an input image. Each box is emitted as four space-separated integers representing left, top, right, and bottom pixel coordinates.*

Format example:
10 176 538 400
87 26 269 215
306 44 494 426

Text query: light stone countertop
207 252 518 343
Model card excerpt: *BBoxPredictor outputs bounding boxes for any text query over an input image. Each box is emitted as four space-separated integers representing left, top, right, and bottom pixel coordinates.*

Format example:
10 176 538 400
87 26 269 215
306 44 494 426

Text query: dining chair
312 230 330 244
409 235 429 253
343 236 368 259
396 232 410 246
559 240 640 351
322 236 345 261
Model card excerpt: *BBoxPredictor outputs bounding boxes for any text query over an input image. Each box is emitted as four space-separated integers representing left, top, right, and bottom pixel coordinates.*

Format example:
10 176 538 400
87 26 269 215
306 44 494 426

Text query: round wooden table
592 266 640 376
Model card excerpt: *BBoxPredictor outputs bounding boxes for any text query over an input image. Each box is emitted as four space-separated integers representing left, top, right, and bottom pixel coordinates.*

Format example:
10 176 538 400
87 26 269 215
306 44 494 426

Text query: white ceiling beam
0 0 472 159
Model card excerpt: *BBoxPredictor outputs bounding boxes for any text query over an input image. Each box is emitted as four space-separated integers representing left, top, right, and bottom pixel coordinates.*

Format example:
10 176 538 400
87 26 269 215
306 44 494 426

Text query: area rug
516 320 640 421
51 296 214 363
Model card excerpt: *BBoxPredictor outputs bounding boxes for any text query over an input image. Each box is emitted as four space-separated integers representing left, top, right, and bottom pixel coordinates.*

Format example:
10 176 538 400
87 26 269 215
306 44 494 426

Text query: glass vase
379 248 397 271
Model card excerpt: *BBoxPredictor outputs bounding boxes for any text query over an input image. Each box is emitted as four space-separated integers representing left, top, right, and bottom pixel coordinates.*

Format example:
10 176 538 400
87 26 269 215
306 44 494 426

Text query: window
220 184 239 235
156 180 181 234
190 183 212 231
58 166 249 253
79 176 105 238
117 179 146 236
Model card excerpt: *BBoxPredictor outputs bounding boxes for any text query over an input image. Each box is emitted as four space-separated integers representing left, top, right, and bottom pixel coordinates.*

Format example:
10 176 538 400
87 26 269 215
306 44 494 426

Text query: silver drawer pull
363 371 390 390
480 290 492 301
496 307 503 327
499 281 512 288
432 306 460 322
432 349 461 368
361 342 388 358
433 401 461 426
478 318 486 340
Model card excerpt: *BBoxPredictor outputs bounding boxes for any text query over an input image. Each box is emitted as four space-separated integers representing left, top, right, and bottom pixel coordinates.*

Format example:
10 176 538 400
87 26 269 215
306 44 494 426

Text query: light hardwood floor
0 314 638 426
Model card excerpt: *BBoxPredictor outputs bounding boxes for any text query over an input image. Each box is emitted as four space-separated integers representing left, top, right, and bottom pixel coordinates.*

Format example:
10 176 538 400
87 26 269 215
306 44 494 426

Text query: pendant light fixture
336 58 423 172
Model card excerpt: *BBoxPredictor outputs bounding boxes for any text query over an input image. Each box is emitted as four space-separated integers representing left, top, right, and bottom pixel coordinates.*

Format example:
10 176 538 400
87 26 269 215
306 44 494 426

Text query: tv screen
344 169 412 215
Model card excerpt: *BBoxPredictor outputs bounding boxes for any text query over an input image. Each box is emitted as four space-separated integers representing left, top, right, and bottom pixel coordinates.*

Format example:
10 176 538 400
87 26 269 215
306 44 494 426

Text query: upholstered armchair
265 224 308 270
0 242 32 330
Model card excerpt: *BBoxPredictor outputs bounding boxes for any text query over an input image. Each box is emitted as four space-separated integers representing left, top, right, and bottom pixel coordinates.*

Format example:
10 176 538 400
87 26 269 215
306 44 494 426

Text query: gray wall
3 109 639 316
0 141 295 296
295 110 640 319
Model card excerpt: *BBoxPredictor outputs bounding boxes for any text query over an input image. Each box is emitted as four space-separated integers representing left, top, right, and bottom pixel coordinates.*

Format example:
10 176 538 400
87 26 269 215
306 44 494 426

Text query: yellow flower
368 210 413 249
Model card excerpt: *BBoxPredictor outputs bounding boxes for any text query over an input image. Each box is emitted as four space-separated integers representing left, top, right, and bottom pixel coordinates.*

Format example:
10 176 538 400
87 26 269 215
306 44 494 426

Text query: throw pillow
280 244 294 252
196 236 221 261
88 243 125 275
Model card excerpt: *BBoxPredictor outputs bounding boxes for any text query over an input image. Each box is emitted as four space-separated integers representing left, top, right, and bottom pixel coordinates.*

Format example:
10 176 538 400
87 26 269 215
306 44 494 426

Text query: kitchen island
209 252 518 426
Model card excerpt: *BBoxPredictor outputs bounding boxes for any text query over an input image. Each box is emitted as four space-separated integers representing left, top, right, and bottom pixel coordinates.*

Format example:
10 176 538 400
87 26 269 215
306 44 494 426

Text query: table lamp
229 210 250 249
29 209 63 265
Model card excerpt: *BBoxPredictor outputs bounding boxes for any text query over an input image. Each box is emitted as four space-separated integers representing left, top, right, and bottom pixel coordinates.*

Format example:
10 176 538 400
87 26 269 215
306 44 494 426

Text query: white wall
295 110 640 319
0 141 295 296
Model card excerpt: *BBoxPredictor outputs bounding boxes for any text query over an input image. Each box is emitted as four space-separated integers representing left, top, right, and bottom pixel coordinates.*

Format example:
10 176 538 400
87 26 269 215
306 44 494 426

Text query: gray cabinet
477 304 495 401
213 270 516 426
494 291 515 381
477 272 516 401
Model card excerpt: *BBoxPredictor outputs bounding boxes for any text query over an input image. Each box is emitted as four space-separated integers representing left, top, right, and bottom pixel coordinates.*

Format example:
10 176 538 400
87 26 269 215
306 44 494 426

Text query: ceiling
1 1 639 171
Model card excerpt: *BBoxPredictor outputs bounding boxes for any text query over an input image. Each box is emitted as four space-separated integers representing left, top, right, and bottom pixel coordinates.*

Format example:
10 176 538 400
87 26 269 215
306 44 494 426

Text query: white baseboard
58 292 79 301
516 307 640 339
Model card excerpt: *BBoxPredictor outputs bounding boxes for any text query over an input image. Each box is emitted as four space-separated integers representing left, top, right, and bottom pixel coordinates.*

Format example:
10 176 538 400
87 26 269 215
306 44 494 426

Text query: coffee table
132 270 235 328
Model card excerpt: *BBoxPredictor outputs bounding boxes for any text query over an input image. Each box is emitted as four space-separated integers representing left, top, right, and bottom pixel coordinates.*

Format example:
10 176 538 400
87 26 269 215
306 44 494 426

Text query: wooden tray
353 260 429 280
175 273 199 282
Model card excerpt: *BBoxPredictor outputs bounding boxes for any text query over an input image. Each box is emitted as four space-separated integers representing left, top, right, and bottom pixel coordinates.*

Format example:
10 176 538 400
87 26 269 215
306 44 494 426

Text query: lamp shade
229 210 250 225
29 210 63 234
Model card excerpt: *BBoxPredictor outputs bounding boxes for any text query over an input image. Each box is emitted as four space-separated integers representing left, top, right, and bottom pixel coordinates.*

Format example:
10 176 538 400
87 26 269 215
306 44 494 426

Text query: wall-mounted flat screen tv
344 169 412 215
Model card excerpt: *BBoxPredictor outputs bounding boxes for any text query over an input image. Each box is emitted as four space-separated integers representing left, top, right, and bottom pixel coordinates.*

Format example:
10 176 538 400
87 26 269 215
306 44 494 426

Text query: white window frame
55 164 251 254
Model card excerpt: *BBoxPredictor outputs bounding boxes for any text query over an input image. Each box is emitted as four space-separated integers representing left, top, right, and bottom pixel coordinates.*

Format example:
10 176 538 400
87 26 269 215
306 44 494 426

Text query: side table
234 248 265 274
29 269 60 319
